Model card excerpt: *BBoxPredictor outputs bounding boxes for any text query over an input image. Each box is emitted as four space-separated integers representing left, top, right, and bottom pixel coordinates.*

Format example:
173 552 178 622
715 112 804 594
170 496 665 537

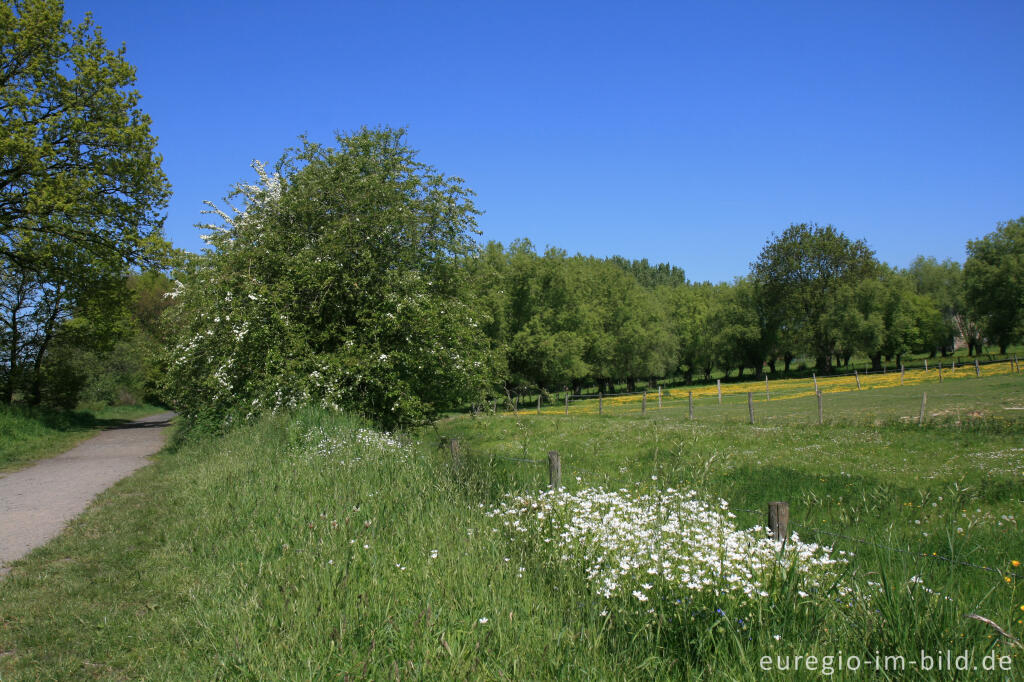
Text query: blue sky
66 1 1024 283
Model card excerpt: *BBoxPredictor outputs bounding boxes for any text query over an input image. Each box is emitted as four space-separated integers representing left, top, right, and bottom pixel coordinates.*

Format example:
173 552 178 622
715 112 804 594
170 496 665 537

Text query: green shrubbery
163 128 495 429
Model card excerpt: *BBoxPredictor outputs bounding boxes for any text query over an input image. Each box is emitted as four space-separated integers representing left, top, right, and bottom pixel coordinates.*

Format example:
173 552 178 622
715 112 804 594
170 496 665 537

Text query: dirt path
0 411 174 576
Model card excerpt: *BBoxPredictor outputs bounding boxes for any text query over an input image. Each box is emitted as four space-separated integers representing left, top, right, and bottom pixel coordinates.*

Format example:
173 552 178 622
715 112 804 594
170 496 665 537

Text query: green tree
964 218 1024 354
1 0 170 404
905 256 965 356
752 223 878 372
163 128 494 429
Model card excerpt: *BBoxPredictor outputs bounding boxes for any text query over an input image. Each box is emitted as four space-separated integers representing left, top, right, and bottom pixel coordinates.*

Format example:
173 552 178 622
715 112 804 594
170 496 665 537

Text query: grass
0 371 1022 679
0 403 170 473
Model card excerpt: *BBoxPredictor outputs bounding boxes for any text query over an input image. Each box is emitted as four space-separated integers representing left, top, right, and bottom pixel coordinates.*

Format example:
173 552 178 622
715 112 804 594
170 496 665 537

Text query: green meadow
1 372 1023 680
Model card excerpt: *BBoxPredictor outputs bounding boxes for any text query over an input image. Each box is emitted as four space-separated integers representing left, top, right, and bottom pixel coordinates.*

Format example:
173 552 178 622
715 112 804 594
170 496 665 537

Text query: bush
163 128 495 429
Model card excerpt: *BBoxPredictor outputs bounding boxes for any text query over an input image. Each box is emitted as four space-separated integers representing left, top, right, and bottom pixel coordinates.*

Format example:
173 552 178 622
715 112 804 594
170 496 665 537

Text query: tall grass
1 406 1022 679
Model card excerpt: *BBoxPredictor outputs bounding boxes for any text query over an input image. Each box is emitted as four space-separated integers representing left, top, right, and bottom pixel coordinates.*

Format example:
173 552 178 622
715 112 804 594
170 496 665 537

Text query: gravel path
0 411 175 576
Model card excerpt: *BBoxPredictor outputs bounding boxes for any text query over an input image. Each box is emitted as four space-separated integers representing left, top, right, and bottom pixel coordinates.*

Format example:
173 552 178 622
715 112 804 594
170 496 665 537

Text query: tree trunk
870 352 882 372
626 377 636 392
767 359 777 374
783 352 793 372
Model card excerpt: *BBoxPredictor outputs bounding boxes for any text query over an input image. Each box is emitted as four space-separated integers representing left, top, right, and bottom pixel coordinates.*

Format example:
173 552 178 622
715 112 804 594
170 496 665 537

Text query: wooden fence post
688 390 694 420
900 364 904 385
642 391 647 416
537 394 541 415
658 386 662 409
768 501 789 542
1014 355 1019 374
924 358 928 371
449 438 462 468
854 369 861 390
975 358 981 377
548 451 561 490
717 379 722 404
919 392 927 426
747 392 754 425
938 362 943 383
564 391 569 415
816 390 823 425
812 372 818 393
598 392 603 415
765 375 770 400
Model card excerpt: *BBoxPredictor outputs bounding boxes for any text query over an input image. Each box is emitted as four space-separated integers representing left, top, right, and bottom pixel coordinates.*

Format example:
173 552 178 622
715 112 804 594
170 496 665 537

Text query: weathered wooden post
747 392 754 425
812 372 818 393
765 375 770 400
919 392 927 426
854 369 861 390
768 501 789 542
598 392 603 415
816 390 823 425
548 451 561 490
449 438 462 468
564 391 569 415
641 391 647 416
924 358 928 371
537 394 541 415
938 362 943 383
688 390 694 419
900 364 904 385
717 379 722 404
974 358 981 377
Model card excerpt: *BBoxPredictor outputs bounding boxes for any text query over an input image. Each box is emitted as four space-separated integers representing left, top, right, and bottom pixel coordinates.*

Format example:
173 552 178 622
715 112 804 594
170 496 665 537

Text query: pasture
0 371 1021 679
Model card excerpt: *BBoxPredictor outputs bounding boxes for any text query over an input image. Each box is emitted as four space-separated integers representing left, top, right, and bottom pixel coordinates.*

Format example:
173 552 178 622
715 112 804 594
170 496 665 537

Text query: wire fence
480 356 1023 424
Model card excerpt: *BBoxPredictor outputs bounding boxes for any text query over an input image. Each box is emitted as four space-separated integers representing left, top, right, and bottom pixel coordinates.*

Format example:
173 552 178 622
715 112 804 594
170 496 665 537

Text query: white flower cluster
489 486 850 606
299 426 408 465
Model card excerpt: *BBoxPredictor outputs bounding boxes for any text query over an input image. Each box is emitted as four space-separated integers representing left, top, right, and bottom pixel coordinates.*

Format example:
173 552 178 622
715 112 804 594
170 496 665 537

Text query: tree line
463 220 1022 399
2 1 1022 429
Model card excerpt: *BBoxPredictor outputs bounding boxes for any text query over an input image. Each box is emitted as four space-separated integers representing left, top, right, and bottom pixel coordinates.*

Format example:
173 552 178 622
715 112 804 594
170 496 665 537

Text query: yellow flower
1012 560 1021 567
1006 576 1013 584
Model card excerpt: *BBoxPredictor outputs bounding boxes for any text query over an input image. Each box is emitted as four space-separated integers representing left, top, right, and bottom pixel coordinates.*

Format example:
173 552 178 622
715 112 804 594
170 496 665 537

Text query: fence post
854 369 861 390
768 501 789 542
812 372 818 393
537 394 541 415
938 362 943 383
919 392 927 426
900 364 904 385
765 375 770 400
548 451 561 490
951 359 955 371
717 379 722 404
688 390 694 419
816 390 823 425
564 391 569 415
1014 355 1019 374
924 358 928 371
448 438 462 468
658 386 662 409
747 392 754 425
975 358 981 377
599 392 603 415
642 391 647 416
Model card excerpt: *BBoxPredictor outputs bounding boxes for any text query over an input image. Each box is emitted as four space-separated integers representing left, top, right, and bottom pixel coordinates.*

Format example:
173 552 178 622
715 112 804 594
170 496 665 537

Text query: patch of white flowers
489 486 851 607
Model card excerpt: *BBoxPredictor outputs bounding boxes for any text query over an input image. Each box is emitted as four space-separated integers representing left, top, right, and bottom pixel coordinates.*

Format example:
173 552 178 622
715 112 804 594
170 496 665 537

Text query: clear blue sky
66 0 1023 283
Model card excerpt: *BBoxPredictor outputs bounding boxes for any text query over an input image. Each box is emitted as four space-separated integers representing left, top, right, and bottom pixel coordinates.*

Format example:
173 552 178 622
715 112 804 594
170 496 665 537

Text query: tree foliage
163 128 494 429
0 0 170 405
964 218 1024 353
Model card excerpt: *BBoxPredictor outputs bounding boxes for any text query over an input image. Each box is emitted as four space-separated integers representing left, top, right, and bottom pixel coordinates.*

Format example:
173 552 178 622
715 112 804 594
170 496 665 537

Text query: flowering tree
163 128 495 429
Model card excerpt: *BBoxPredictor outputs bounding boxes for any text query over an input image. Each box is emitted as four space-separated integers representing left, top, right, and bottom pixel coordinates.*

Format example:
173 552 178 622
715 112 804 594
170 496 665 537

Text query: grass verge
1 404 1022 679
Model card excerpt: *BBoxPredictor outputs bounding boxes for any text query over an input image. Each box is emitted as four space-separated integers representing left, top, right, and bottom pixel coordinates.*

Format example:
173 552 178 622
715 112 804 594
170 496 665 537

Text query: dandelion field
0 370 1022 679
